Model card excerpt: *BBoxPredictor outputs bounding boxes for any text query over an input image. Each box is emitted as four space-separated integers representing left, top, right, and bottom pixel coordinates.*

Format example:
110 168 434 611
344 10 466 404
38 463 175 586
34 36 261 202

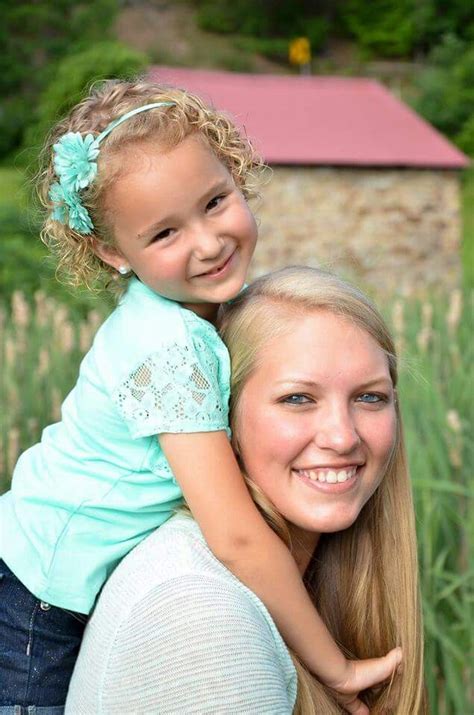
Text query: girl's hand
327 647 402 715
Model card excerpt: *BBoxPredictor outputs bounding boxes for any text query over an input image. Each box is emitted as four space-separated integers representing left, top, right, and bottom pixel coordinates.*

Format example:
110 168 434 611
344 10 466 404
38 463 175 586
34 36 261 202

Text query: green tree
1 42 148 304
339 0 473 58
340 0 417 57
0 0 120 159
414 34 474 154
196 0 333 52
24 41 149 157
413 0 474 52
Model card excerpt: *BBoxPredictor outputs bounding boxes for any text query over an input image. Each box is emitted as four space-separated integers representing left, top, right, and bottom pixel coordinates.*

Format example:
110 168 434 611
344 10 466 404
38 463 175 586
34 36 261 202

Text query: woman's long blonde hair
219 266 426 714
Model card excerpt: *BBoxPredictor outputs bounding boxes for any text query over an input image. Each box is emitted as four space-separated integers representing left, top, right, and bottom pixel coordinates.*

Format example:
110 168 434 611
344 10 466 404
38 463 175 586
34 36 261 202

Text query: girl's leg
0 560 87 713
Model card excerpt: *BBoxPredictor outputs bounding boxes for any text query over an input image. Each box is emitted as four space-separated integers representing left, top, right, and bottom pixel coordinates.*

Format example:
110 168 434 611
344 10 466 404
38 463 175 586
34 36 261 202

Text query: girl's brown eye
151 228 172 242
206 194 225 211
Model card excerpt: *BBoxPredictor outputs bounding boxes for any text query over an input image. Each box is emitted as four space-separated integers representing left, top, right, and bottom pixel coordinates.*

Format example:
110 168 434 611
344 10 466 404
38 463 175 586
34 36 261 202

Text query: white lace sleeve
113 340 230 438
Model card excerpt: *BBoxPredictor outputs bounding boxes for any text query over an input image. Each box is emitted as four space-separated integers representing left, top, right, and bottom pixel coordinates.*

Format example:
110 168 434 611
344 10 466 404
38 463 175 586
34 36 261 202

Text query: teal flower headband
49 102 175 235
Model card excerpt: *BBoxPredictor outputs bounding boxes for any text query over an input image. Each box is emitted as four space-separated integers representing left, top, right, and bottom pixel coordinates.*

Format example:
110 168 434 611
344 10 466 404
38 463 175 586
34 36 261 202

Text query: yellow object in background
289 37 311 66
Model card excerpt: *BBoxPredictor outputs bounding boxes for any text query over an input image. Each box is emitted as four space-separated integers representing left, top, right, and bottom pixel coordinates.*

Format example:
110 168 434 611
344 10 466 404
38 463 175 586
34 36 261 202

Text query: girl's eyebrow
136 178 231 240
137 220 169 241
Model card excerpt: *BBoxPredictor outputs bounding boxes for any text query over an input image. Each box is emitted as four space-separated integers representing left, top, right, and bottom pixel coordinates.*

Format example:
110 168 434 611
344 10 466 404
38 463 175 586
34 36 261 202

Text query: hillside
114 0 423 102
115 1 286 74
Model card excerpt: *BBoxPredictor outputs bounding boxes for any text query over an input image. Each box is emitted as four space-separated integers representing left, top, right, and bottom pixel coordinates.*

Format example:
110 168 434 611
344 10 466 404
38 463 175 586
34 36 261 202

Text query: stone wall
251 167 462 297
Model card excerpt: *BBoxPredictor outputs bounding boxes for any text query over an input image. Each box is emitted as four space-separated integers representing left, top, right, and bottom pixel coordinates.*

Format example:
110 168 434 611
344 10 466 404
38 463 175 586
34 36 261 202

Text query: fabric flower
53 132 99 192
48 181 94 234
66 198 94 234
49 182 69 224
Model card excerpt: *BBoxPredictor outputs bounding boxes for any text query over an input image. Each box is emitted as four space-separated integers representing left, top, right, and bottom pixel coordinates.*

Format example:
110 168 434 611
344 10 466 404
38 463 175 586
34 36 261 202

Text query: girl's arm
160 431 401 712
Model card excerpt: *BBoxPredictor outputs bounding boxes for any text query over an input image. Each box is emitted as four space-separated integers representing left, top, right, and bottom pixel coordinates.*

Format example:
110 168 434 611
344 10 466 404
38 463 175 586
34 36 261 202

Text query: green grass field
461 168 474 288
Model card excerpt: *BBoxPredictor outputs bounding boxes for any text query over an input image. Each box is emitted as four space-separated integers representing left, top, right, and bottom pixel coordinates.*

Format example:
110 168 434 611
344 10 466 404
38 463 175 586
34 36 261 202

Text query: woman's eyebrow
275 376 392 389
275 379 321 388
356 377 393 390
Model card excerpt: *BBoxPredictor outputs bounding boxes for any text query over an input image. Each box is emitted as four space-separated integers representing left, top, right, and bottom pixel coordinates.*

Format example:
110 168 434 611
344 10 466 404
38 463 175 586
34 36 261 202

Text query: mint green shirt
0 279 230 614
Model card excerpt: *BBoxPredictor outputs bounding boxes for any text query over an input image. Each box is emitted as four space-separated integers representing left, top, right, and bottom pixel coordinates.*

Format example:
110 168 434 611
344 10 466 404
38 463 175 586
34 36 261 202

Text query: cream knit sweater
65 514 297 714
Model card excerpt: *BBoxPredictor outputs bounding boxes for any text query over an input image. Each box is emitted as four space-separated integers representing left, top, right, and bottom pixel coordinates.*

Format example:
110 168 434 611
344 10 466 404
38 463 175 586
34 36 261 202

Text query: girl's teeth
326 470 337 483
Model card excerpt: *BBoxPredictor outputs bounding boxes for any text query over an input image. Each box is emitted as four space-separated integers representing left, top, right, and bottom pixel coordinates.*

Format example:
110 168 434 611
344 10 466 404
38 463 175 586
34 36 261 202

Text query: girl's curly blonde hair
37 78 265 293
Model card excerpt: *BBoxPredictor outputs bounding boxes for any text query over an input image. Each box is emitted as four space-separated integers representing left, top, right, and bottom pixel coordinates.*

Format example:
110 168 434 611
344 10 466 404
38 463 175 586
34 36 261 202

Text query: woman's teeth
296 466 358 483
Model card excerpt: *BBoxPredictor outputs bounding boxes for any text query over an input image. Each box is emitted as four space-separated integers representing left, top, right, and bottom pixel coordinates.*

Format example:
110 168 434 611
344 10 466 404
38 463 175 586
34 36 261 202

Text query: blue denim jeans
0 560 87 714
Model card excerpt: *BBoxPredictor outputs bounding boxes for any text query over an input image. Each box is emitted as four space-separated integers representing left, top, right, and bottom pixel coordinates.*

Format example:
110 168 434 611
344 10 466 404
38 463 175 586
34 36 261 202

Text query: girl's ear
91 238 127 272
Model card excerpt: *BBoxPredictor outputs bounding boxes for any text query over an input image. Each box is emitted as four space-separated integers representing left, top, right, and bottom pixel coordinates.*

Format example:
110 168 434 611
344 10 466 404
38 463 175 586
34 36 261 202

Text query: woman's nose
314 406 361 453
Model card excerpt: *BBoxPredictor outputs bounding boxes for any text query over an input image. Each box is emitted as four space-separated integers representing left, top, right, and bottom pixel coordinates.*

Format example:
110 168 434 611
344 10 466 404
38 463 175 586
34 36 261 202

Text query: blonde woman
66 267 425 714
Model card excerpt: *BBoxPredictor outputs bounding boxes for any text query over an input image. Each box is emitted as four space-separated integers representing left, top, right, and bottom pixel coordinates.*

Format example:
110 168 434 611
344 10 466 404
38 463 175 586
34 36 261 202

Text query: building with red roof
150 66 469 294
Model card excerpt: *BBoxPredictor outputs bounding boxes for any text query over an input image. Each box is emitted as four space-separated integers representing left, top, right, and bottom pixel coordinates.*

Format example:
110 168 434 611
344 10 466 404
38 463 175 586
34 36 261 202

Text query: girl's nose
314 406 361 454
192 227 223 260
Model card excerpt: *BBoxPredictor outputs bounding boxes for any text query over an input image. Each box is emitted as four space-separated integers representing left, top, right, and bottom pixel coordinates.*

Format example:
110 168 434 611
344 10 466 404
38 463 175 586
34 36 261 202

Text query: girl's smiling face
235 310 397 547
97 134 258 320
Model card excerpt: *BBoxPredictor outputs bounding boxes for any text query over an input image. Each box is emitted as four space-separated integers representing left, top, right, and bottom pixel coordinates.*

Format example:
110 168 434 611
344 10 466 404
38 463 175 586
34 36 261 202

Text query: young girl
0 79 401 712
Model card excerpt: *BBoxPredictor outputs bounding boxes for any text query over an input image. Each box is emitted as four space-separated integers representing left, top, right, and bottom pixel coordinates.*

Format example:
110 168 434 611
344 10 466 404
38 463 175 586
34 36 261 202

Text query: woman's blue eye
357 393 385 404
283 394 311 405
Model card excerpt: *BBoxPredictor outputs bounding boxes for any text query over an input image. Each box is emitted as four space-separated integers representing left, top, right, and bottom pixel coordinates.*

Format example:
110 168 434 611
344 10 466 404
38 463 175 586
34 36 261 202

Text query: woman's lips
292 465 362 493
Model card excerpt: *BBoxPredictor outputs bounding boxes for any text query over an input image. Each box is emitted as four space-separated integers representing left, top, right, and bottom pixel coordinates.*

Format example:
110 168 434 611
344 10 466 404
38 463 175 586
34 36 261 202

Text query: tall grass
461 167 474 290
388 291 473 713
0 289 472 714
0 291 108 481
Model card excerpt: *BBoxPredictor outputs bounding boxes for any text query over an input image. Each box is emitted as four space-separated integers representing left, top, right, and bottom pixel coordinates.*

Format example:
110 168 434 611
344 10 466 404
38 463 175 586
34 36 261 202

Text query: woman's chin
285 506 362 535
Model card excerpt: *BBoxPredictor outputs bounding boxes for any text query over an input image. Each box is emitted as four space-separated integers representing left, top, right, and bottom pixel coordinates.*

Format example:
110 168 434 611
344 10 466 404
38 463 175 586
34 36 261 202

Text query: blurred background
1 2 472 712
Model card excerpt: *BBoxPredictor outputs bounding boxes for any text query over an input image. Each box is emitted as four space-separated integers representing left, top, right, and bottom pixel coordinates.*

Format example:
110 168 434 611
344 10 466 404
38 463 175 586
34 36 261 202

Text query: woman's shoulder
67 514 297 713
93 514 255 609
95 513 294 664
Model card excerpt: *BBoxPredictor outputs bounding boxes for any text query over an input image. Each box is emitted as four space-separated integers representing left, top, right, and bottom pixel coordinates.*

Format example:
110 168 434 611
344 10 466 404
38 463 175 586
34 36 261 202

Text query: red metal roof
148 66 469 168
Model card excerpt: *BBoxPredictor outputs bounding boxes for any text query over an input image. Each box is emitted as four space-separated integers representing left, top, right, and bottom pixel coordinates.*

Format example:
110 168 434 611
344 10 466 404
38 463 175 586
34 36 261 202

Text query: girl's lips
198 250 235 279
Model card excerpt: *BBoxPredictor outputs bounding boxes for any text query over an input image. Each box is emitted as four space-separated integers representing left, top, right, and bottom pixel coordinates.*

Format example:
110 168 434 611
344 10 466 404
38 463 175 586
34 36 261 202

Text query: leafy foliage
0 168 107 312
457 115 474 157
195 0 473 59
340 0 417 57
339 0 474 57
0 0 121 159
23 42 148 164
196 0 332 52
413 35 474 154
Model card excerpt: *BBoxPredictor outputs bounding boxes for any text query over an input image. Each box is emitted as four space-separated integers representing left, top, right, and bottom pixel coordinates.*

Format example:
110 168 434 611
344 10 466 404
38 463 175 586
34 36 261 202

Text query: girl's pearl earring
118 265 130 275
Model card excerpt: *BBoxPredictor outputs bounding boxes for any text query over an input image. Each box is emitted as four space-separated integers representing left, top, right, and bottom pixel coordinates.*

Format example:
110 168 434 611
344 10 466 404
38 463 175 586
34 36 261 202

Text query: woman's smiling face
235 309 397 541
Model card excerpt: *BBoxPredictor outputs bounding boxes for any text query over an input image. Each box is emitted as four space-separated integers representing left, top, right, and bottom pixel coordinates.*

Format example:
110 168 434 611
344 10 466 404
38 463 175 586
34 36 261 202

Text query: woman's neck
288 525 320 576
